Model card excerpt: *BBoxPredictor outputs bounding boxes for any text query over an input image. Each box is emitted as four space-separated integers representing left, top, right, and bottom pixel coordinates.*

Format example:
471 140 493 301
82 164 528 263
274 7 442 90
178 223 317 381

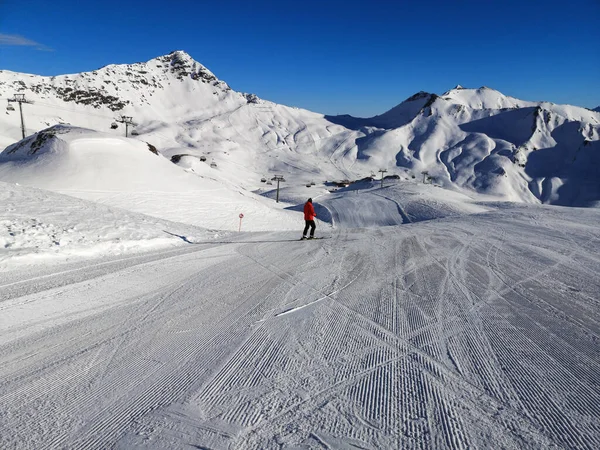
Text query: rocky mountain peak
0 50 235 114
151 51 220 84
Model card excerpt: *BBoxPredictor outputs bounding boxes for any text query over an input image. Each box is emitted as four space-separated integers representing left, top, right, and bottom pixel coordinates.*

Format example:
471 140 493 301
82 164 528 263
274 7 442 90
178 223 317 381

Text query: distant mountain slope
329 86 600 205
1 52 599 207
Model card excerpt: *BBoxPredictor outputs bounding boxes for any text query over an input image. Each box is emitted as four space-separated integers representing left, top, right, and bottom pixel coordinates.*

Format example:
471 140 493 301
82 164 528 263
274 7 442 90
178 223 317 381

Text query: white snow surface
0 181 229 270
1 186 599 449
1 51 600 449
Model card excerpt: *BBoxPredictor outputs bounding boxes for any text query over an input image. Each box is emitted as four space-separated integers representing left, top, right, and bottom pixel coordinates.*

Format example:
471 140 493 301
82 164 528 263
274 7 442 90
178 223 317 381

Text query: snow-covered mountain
327 86 600 205
1 51 599 210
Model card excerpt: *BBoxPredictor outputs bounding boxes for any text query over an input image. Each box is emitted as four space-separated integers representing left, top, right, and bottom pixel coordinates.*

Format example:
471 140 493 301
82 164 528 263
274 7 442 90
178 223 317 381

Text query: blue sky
1 0 598 116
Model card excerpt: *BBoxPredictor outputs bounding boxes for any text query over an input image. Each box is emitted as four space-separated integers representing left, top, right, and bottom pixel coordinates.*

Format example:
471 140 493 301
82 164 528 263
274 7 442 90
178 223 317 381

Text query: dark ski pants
303 220 316 237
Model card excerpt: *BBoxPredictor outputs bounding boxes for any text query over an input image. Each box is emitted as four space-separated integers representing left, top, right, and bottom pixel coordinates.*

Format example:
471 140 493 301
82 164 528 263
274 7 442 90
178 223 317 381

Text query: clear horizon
1 0 599 116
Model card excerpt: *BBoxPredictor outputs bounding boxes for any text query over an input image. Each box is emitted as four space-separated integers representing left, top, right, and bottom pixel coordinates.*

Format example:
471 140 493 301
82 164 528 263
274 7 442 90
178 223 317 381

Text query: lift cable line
25 100 117 120
271 175 286 203
31 101 172 141
8 94 33 140
2 97 351 149
2 97 352 157
3 97 177 143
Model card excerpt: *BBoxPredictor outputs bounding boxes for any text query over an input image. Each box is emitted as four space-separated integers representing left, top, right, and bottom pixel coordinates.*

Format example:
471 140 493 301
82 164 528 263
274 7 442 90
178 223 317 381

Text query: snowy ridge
440 85 534 110
327 87 600 205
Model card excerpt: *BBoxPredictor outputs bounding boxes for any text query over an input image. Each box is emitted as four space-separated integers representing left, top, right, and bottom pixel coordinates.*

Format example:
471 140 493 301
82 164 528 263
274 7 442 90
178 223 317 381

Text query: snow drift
0 180 225 269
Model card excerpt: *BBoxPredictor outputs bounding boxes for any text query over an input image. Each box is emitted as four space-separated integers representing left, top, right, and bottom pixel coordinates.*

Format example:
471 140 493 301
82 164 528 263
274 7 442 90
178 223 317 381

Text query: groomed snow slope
1 191 598 449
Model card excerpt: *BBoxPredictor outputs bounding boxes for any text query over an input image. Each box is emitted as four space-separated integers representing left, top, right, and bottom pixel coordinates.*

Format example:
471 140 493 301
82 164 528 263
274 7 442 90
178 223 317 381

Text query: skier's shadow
163 230 194 243
164 230 322 245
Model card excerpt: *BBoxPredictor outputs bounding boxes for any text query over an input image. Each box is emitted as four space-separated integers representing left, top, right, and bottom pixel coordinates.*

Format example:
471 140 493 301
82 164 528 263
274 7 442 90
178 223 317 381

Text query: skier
302 198 317 239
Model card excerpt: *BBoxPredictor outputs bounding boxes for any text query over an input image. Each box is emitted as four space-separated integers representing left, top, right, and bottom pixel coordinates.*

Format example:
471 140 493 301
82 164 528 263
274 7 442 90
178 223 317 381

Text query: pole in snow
115 115 135 137
8 94 33 140
379 169 387 189
239 213 244 232
271 175 285 202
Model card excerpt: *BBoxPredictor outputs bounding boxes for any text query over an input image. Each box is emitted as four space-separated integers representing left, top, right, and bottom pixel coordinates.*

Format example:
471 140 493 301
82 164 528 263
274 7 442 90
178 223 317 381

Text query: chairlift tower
115 115 135 137
8 94 33 140
378 169 387 189
271 175 285 203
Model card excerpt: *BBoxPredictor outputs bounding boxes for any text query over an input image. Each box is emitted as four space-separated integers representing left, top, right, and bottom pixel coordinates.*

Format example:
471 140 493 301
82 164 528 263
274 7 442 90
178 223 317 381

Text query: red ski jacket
304 201 316 221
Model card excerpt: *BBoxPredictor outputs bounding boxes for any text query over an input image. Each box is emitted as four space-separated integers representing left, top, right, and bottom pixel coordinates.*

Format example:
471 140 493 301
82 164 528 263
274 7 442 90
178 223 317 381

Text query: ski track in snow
1 205 599 449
